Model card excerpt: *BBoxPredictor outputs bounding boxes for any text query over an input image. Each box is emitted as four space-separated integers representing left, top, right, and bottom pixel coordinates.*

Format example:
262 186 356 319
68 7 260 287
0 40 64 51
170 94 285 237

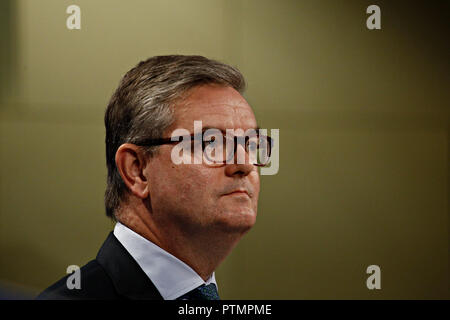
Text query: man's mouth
223 190 250 197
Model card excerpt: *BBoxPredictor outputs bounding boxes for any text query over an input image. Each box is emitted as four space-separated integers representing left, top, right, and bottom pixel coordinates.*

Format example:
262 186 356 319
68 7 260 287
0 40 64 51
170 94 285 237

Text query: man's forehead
178 101 253 116
174 103 257 131
171 85 257 130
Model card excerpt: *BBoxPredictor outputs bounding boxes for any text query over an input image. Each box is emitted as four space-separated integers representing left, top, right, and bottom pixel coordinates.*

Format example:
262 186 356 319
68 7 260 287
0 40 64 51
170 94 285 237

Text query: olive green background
0 0 448 299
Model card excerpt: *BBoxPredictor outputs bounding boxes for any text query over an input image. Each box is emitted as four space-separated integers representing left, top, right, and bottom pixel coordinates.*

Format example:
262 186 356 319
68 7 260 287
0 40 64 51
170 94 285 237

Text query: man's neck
117 206 243 281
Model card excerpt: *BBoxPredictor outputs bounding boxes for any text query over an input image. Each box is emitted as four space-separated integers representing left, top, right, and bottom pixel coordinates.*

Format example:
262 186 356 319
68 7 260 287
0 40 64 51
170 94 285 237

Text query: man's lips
223 190 250 197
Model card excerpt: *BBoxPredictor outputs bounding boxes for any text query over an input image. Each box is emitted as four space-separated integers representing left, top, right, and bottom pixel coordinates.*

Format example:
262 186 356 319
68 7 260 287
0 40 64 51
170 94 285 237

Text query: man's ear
115 143 150 199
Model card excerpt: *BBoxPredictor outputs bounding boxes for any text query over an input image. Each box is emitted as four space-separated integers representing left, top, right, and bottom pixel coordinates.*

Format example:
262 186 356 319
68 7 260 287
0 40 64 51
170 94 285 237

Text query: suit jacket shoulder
36 232 163 300
35 260 117 300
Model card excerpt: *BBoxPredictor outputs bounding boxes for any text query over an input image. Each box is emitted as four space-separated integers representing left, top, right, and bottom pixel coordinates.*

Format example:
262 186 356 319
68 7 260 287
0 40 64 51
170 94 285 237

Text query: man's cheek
177 179 204 203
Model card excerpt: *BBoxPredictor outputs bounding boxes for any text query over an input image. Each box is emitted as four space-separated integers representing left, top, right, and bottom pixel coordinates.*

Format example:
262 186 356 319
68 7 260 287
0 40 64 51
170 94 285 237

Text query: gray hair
104 55 246 219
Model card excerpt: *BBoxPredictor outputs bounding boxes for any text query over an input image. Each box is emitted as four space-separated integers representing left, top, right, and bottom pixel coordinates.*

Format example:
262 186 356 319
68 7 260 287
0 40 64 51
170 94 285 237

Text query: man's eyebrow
201 126 261 133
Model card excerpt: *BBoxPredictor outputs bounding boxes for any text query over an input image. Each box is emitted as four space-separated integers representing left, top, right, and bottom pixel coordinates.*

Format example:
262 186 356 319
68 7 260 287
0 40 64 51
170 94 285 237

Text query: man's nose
224 144 255 177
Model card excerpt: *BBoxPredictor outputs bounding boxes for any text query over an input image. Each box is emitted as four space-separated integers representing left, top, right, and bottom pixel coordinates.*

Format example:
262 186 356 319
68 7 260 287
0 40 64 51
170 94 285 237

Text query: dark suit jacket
36 232 163 300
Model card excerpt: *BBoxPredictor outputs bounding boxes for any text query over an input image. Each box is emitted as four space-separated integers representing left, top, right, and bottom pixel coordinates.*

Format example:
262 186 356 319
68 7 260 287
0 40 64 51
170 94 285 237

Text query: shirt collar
113 222 217 300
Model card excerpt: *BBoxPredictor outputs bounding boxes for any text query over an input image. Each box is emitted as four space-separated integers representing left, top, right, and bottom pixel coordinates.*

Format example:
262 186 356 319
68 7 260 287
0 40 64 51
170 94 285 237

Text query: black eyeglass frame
134 132 273 167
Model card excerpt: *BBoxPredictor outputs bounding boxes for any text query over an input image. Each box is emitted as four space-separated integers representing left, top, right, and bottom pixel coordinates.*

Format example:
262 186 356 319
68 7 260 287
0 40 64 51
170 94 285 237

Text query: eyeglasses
135 131 273 167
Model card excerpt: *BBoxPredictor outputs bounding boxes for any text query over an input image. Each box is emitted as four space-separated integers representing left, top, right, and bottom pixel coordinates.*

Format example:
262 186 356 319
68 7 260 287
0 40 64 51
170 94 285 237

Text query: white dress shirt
113 222 217 300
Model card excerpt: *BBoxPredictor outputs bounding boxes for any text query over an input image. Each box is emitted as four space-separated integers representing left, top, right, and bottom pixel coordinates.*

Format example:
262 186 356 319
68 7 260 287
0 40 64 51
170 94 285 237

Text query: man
37 55 270 300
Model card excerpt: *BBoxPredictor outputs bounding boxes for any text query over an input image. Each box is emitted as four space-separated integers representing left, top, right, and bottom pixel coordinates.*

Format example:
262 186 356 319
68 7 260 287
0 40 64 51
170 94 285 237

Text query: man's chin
214 208 257 234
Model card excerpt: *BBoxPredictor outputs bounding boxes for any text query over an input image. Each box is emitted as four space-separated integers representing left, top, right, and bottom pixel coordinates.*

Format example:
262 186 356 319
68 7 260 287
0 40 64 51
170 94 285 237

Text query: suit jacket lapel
96 232 164 300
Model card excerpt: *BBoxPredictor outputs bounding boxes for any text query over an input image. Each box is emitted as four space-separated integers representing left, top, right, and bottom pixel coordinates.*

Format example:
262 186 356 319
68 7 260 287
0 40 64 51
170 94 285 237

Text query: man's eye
204 136 216 145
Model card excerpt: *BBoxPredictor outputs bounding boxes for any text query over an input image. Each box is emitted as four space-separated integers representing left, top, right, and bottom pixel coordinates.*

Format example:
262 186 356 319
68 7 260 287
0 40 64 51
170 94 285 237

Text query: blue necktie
177 283 220 300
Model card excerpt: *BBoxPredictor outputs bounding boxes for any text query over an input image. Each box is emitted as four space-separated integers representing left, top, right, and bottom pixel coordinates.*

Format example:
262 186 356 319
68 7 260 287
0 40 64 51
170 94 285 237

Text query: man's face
145 84 260 237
